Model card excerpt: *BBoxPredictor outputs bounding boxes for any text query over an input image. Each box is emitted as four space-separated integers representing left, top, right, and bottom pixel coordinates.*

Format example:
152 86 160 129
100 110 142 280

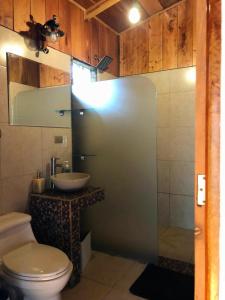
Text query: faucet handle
51 156 60 162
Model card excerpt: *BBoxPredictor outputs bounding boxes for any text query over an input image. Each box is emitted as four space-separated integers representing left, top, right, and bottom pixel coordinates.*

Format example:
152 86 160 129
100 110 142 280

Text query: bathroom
0 0 221 299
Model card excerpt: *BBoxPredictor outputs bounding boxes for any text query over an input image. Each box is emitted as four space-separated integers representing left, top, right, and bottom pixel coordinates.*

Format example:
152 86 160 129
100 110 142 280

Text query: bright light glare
185 68 196 84
72 81 114 109
1 43 24 58
129 7 141 24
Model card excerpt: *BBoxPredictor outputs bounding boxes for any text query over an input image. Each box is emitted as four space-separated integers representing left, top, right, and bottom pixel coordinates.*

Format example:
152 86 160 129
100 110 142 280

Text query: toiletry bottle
32 171 46 194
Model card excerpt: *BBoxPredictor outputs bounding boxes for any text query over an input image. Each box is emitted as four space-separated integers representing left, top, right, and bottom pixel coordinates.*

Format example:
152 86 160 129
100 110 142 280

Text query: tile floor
62 251 146 300
62 227 194 300
159 227 194 263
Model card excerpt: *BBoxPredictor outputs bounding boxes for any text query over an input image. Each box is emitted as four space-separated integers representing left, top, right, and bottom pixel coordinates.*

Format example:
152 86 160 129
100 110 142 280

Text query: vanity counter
29 186 104 286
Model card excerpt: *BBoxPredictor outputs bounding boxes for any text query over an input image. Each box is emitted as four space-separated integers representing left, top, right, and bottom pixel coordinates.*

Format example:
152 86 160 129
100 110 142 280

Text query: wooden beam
69 0 119 35
85 0 120 20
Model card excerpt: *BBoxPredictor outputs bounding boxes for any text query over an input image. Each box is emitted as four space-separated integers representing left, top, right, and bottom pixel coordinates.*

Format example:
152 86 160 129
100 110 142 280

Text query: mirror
7 53 71 128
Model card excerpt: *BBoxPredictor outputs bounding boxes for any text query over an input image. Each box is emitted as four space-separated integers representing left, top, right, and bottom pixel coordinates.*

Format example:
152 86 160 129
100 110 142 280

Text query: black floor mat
130 264 194 300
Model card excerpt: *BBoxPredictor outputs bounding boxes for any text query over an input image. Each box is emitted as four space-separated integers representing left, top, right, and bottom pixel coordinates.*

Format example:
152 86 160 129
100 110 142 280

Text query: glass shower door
72 76 157 262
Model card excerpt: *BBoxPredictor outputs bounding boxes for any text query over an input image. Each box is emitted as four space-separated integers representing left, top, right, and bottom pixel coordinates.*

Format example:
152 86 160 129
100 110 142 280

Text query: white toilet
0 212 73 300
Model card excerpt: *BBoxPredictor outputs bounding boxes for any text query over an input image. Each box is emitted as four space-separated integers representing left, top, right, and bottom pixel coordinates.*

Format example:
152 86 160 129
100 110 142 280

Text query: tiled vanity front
29 187 104 285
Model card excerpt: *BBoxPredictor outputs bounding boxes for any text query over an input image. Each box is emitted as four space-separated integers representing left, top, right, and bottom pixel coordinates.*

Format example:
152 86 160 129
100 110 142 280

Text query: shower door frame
195 0 221 299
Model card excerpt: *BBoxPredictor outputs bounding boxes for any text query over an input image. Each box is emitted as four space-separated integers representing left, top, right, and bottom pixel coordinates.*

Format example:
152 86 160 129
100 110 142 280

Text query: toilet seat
2 242 71 281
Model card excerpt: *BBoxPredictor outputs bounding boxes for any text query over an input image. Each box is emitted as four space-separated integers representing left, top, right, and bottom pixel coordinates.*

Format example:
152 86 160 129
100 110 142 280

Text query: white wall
144 67 196 230
0 26 72 214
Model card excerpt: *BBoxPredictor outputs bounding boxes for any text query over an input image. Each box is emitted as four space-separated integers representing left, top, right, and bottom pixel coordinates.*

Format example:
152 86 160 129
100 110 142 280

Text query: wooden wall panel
162 6 178 70
206 1 221 299
120 29 137 76
59 0 71 55
120 23 149 76
177 0 193 67
135 23 149 74
70 3 91 64
39 64 70 87
45 0 59 50
120 0 195 76
98 24 119 76
90 19 100 67
149 14 162 72
0 0 13 29
13 0 30 32
7 54 40 87
192 0 197 65
31 0 46 24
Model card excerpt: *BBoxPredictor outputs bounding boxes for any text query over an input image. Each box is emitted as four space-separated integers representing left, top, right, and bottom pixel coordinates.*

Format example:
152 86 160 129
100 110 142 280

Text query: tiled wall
0 26 72 214
144 67 195 230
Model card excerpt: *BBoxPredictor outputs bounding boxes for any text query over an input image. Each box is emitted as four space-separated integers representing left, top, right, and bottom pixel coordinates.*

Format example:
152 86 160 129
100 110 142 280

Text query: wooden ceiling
72 0 182 33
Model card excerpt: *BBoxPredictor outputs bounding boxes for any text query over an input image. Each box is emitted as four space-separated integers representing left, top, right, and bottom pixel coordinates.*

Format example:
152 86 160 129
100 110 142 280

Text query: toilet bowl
0 212 73 300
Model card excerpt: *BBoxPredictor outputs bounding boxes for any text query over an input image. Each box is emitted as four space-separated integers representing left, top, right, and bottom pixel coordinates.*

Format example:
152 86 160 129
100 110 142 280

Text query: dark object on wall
130 263 194 300
94 55 113 72
20 15 64 56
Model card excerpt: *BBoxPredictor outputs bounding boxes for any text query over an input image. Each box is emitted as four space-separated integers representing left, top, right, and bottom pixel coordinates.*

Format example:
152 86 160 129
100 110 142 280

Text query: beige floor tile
83 251 134 287
62 278 111 300
159 227 194 263
113 262 146 292
102 289 145 300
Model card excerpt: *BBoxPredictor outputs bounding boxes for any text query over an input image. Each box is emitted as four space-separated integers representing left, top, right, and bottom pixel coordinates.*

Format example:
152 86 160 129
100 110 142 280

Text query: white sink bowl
51 172 90 191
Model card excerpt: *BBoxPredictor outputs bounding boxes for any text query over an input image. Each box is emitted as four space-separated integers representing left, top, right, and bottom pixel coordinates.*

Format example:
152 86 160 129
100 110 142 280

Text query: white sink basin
51 172 90 191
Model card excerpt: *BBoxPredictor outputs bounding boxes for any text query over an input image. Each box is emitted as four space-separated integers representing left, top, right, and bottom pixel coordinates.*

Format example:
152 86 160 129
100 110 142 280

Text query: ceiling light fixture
128 6 141 24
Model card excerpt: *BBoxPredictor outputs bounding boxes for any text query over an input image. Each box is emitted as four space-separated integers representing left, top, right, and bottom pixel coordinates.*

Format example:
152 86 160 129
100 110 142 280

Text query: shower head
95 56 113 72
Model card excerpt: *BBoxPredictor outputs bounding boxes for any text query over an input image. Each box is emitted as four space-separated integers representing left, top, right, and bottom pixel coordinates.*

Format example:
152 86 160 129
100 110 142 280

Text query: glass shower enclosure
72 75 157 262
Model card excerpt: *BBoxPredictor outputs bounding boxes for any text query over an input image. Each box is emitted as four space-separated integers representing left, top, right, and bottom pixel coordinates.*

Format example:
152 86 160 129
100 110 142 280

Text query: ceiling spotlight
128 6 141 24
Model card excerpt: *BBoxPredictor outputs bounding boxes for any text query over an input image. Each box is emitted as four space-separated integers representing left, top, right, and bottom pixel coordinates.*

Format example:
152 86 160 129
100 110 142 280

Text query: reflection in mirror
7 53 71 128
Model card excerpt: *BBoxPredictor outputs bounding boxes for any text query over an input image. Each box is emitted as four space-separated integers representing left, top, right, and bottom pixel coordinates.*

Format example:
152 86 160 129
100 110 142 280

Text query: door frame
195 0 221 299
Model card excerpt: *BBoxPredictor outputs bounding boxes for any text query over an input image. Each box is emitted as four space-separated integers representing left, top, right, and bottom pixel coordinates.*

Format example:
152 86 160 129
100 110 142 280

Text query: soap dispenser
32 170 46 194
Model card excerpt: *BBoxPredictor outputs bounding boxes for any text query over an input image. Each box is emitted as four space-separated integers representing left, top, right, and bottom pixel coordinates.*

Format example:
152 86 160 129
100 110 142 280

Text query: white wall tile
169 67 196 93
157 94 170 127
0 66 8 124
158 193 170 228
21 127 43 175
144 71 170 94
170 194 194 229
42 128 72 177
157 160 170 193
157 128 170 160
170 161 194 195
1 174 33 213
170 92 195 127
170 127 195 161
0 125 24 178
0 181 3 214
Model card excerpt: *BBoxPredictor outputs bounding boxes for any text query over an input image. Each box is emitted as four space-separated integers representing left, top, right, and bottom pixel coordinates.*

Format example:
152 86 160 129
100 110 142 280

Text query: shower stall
72 72 157 263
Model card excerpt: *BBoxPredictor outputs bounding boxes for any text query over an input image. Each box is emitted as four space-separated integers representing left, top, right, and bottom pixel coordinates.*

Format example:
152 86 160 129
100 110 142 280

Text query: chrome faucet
50 157 62 176
50 157 63 189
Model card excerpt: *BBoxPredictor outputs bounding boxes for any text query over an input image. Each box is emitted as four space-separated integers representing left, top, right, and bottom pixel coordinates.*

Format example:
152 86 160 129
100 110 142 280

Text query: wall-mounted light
41 15 64 44
128 6 141 24
20 15 64 56
38 15 64 54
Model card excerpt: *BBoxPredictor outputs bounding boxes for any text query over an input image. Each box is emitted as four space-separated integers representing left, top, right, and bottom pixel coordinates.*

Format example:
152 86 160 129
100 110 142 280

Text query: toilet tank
0 212 36 260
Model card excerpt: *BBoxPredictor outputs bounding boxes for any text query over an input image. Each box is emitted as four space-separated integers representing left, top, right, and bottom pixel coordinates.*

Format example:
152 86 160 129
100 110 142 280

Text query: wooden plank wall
120 0 196 76
0 0 119 76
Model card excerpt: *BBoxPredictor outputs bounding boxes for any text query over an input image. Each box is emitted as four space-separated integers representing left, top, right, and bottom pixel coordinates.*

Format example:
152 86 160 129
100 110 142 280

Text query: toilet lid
2 242 70 279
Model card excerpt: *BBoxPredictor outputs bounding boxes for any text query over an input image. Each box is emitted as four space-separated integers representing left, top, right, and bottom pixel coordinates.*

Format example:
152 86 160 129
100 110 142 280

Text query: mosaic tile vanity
29 186 104 286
